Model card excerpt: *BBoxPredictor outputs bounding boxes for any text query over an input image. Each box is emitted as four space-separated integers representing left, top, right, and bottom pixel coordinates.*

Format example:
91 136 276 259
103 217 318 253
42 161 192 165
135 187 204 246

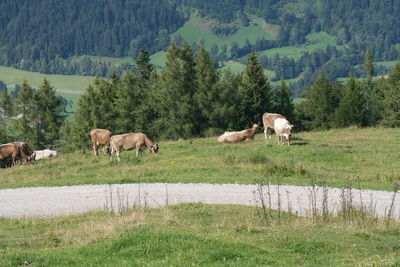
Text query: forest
0 0 400 92
1 43 399 151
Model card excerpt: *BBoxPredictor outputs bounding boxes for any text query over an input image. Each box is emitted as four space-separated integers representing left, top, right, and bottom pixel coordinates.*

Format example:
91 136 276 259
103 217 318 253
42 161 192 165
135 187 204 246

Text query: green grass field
1 127 400 191
1 204 399 266
260 32 340 60
0 66 95 92
173 15 277 51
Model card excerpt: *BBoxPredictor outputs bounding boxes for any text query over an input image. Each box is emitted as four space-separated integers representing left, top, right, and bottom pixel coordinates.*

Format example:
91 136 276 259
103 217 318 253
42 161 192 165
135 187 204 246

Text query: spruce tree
194 46 219 135
273 80 294 121
334 77 365 127
136 49 154 86
14 80 35 143
0 90 13 117
381 62 400 127
156 42 198 139
304 72 340 129
134 49 157 135
32 79 64 148
239 52 272 126
115 71 141 133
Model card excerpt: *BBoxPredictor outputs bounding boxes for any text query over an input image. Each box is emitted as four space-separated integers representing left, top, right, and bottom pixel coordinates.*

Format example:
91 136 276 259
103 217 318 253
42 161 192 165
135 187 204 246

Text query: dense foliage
0 0 184 73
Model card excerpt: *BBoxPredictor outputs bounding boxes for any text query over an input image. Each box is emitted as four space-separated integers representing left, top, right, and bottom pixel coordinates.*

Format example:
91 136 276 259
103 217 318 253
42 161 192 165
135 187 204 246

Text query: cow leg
264 128 267 140
93 143 98 156
116 150 121 162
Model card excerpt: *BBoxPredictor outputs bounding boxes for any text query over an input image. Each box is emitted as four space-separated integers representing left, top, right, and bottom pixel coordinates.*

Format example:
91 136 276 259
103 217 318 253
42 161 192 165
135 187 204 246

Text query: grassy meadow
1 127 400 191
1 203 399 266
0 66 94 92
260 32 341 60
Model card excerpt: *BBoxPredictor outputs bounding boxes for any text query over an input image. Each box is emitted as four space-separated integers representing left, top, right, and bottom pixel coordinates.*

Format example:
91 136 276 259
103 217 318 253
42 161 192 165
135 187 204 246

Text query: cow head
282 124 294 140
150 144 159 154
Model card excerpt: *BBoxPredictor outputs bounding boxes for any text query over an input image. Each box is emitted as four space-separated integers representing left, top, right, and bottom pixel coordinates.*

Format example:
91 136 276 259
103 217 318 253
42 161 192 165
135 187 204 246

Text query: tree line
1 44 399 151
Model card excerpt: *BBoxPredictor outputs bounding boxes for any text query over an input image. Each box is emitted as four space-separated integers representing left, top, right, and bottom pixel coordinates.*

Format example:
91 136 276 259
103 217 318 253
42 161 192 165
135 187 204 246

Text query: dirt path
0 183 399 219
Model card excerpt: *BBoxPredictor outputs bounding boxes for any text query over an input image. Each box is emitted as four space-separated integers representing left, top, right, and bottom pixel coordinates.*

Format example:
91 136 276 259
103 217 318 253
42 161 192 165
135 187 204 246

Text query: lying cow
274 118 293 146
110 132 159 161
90 129 112 156
217 124 258 143
262 112 287 139
33 149 57 161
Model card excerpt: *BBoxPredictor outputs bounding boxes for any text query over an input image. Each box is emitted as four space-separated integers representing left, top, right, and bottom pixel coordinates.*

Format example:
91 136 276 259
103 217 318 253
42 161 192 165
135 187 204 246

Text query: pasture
0 204 399 266
1 127 400 266
0 66 94 92
1 127 400 191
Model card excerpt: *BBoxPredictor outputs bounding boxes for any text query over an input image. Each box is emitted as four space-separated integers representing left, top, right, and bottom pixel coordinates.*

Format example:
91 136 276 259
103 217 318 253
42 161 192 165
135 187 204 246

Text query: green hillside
0 66 94 92
260 32 340 60
173 14 277 49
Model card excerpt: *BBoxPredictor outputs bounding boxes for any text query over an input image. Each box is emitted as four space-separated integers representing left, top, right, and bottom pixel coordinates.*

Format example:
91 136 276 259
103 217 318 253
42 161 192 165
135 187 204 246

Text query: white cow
33 149 57 161
274 118 293 146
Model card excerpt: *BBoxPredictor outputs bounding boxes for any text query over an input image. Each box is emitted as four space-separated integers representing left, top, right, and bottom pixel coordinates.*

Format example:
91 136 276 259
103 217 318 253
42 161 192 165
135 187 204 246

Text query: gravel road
0 183 399 219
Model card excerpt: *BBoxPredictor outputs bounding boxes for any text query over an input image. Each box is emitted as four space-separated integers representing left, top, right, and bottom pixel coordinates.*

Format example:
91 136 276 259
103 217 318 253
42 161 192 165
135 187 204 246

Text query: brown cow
0 143 21 166
12 142 34 163
217 124 258 143
90 129 112 156
110 132 159 161
262 112 287 140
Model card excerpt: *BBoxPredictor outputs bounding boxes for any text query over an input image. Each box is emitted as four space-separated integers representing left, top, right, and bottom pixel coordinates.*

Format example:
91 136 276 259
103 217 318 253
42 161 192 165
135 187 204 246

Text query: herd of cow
0 112 292 168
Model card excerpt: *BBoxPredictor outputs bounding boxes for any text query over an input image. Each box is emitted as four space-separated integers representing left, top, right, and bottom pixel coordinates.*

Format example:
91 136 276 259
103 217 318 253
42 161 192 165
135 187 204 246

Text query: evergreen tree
273 80 294 121
32 79 64 148
0 91 13 117
239 52 272 126
156 42 198 139
194 46 219 135
13 80 35 143
303 72 341 129
364 49 375 79
381 62 400 127
334 77 365 127
135 49 154 86
115 71 141 133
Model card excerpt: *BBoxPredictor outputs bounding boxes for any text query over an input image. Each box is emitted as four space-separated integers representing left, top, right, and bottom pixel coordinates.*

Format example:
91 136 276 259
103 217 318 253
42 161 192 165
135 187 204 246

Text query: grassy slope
1 127 400 191
260 32 340 60
173 15 277 50
0 66 94 92
0 204 399 266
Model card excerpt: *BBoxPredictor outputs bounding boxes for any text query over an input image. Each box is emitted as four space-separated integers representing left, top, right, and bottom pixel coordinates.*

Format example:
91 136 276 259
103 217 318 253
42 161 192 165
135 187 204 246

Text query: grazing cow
90 129 112 156
33 149 57 161
110 132 159 161
274 118 293 146
217 124 258 143
0 143 21 166
262 112 287 140
12 142 34 164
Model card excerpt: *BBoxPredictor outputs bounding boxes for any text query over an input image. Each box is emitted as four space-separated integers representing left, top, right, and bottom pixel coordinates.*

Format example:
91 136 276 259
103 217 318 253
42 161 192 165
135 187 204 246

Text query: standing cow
110 132 159 162
262 112 287 140
274 118 293 146
90 129 112 156
0 142 33 167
